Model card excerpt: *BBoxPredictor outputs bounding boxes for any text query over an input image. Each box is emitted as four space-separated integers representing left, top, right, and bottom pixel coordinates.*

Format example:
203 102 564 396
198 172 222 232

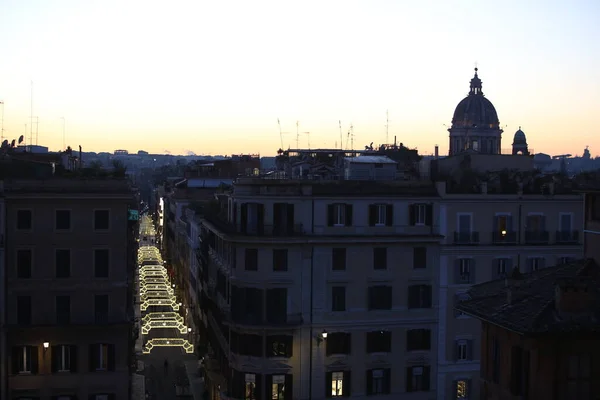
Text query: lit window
456 380 468 399
245 373 256 400
331 371 344 397
271 375 285 399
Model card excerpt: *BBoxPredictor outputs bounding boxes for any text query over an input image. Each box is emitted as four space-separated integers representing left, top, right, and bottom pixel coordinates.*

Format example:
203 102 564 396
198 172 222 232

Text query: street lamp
43 342 50 352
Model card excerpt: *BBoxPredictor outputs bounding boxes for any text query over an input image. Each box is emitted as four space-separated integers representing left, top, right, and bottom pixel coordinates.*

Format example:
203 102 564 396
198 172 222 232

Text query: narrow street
135 215 204 400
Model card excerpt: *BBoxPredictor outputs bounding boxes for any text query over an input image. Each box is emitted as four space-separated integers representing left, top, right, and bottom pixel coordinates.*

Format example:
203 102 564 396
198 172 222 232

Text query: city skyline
1 0 599 156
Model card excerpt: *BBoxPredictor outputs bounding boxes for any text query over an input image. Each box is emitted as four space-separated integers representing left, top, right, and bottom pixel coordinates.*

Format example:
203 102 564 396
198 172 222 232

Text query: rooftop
456 260 600 335
3 178 135 195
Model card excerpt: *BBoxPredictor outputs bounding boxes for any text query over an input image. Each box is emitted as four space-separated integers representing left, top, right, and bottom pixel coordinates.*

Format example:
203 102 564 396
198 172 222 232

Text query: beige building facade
437 187 584 400
200 179 443 400
4 179 137 400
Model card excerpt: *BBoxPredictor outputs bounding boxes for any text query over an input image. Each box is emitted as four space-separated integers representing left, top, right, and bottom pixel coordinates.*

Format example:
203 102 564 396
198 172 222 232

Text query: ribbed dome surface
513 128 526 143
451 68 500 129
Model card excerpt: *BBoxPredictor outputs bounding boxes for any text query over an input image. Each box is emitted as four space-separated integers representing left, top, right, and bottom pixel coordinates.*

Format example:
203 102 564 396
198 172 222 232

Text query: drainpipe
308 199 315 399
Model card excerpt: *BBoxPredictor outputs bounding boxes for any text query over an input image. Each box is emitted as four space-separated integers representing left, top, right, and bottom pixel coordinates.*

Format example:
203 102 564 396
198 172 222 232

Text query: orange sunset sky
1 0 599 157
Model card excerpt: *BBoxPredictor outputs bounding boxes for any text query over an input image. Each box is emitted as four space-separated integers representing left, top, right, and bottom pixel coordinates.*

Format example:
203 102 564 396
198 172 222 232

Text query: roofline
454 307 527 335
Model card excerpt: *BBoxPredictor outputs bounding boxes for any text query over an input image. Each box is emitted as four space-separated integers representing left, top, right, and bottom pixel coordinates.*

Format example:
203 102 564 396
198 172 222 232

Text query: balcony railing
491 231 518 244
525 230 550 244
555 230 579 244
453 231 479 245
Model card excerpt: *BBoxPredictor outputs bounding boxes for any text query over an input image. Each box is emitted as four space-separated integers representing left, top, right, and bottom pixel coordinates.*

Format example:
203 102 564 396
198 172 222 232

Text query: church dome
513 127 526 144
451 68 500 129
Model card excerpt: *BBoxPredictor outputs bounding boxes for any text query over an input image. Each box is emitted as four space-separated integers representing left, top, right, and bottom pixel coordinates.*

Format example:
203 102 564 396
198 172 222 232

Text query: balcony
453 231 479 245
525 230 550 244
204 215 303 237
555 230 580 244
491 231 517 245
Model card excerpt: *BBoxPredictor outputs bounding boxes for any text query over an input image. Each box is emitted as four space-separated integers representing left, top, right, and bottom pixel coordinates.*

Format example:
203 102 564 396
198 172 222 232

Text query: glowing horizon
1 0 598 157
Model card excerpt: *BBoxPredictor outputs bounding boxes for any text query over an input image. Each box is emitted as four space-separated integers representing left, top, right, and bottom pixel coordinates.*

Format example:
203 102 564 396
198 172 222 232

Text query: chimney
555 280 593 316
434 145 439 159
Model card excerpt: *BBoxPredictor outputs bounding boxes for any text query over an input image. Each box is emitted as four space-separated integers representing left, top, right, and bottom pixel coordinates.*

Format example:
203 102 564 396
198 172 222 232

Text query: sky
1 0 599 156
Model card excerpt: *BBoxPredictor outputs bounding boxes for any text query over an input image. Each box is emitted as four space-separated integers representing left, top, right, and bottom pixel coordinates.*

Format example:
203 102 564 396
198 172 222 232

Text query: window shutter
284 374 293 400
424 330 431 350
327 205 335 226
383 368 391 393
89 344 96 371
107 344 115 371
30 345 39 374
425 204 433 226
368 205 376 226
257 204 265 234
286 204 295 233
452 381 458 400
470 259 476 284
254 373 262 399
11 347 19 374
405 368 413 392
454 259 461 284
366 369 373 394
345 204 353 227
467 339 474 360
51 346 59 373
423 366 431 390
240 203 248 233
368 287 374 310
407 286 416 309
342 370 351 397
408 204 416 226
507 215 513 232
386 204 393 226
453 340 458 361
345 333 352 354
326 371 333 398
70 345 78 372
492 216 498 233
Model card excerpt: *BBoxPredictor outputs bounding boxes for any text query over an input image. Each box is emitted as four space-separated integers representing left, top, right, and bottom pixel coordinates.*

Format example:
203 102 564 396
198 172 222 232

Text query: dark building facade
4 179 138 399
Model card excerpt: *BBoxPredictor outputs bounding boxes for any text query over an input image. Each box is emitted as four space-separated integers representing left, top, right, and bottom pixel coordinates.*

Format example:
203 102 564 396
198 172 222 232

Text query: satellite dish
10 139 16 148
18 135 24 144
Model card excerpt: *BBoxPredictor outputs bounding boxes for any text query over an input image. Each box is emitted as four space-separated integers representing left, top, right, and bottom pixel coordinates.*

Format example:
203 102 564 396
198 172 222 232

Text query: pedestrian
164 359 169 374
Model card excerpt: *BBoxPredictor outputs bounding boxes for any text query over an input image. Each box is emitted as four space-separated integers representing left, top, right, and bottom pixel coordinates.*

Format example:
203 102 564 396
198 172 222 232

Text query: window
266 335 293 358
455 339 473 361
510 346 530 396
17 296 32 325
328 371 349 397
89 343 114 371
245 248 258 271
94 249 109 278
368 286 392 310
494 215 512 235
17 296 31 325
245 373 256 400
413 247 426 269
270 375 286 400
326 333 351 356
407 285 432 309
366 330 391 353
12 345 38 374
526 214 546 232
55 210 71 230
94 210 110 230
567 354 591 399
373 247 387 270
95 295 109 324
455 259 473 284
406 365 430 392
241 202 264 234
56 296 71 324
331 248 346 271
17 209 32 230
458 214 472 233
327 203 352 227
331 286 346 312
51 345 76 372
265 288 288 323
410 204 431 226
494 258 510 279
272 249 288 272
406 329 431 351
366 369 391 395
16 249 32 279
559 256 575 264
369 204 392 226
527 257 545 272
558 213 574 240
55 249 71 278
454 379 471 399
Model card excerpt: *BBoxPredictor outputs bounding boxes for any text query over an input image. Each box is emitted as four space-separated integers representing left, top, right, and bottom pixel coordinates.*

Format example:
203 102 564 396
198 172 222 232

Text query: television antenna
339 120 343 150
0 101 4 142
303 132 311 149
385 110 389 144
277 118 290 150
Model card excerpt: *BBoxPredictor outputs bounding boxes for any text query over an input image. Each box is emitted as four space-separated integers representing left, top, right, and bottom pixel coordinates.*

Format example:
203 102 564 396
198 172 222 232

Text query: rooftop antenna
30 80 33 149
339 120 343 150
34 116 39 145
349 124 354 152
0 100 4 142
296 121 300 149
385 110 389 144
303 132 311 149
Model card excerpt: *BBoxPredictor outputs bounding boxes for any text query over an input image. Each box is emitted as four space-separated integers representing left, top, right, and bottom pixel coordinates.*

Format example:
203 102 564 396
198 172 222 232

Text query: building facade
198 178 443 400
5 179 138 400
437 182 584 399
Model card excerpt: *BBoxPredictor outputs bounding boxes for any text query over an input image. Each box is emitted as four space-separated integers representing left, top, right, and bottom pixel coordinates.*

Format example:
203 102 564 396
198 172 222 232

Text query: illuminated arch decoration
143 338 194 354
140 298 180 311
142 312 183 325
140 271 167 279
140 284 173 294
142 320 189 334
140 265 166 273
140 291 175 302
140 277 169 285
